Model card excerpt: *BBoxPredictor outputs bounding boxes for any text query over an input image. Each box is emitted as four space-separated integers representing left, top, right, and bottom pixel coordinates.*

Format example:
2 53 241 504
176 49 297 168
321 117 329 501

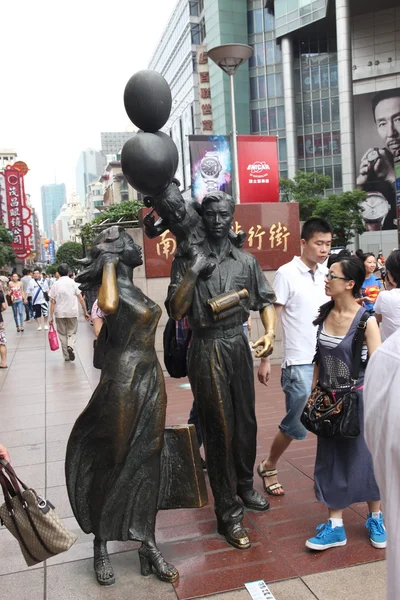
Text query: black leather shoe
217 522 251 550
238 489 270 511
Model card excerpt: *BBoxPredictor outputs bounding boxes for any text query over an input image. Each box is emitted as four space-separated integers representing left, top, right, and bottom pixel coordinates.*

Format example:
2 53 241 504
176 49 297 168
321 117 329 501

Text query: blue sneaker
306 520 347 551
365 512 387 549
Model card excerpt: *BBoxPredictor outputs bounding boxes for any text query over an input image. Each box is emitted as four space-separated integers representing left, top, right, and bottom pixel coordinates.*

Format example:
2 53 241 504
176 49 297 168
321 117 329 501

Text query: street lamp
208 43 253 204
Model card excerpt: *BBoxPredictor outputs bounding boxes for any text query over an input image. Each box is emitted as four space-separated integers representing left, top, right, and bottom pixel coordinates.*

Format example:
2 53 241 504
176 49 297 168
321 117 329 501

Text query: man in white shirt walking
49 264 90 361
26 269 50 331
20 269 33 321
364 330 400 600
257 218 332 496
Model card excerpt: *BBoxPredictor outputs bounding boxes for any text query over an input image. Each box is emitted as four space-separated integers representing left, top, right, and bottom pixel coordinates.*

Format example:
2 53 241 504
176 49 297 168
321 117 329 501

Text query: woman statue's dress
66 283 166 543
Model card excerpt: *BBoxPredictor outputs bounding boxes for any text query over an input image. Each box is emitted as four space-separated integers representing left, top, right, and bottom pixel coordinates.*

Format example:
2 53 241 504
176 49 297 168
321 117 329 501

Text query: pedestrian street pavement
0 309 386 600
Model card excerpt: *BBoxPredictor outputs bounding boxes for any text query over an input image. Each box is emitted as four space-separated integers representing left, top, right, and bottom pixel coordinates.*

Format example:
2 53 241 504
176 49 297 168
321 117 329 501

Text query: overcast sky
0 0 178 227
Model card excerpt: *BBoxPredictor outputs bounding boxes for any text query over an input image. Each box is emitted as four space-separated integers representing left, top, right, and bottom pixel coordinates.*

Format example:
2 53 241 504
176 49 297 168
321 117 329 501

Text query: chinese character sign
3 166 32 258
189 135 232 203
197 46 214 134
141 203 300 278
237 136 279 203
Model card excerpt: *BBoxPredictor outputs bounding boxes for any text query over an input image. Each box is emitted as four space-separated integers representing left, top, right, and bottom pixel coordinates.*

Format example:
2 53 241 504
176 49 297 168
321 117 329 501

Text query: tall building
101 132 134 157
41 183 67 238
152 0 400 251
0 149 17 171
75 149 105 207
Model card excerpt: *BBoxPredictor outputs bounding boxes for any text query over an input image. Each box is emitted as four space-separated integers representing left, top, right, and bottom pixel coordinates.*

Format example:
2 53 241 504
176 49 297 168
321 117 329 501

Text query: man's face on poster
375 96 400 155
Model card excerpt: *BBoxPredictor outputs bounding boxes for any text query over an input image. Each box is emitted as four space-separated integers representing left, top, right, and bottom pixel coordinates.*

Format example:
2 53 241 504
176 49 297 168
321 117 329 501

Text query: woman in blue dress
306 257 386 551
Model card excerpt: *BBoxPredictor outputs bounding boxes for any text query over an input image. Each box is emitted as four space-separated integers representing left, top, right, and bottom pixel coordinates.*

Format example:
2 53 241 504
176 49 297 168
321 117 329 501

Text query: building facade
101 132 134 157
75 149 105 207
41 183 67 238
152 0 400 252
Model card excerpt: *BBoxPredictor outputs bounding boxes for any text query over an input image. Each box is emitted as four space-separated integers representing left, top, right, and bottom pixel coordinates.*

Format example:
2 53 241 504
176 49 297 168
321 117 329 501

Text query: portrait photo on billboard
189 135 232 203
354 88 400 231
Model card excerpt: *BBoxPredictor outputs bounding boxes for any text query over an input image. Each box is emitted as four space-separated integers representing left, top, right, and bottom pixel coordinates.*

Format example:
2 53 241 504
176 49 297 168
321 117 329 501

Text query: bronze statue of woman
65 226 178 587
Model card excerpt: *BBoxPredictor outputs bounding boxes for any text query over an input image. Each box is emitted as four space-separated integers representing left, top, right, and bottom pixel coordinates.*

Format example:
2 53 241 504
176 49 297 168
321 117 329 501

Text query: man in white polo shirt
49 263 90 361
257 218 332 496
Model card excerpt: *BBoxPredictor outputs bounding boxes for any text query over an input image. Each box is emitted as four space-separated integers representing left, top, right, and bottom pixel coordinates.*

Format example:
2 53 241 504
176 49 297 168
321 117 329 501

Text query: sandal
17 327 20 332
257 464 285 496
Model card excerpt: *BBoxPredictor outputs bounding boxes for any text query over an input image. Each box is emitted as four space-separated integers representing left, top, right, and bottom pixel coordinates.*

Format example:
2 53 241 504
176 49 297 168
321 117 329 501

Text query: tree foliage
55 242 83 272
81 199 144 246
0 221 16 269
280 171 366 246
313 190 367 247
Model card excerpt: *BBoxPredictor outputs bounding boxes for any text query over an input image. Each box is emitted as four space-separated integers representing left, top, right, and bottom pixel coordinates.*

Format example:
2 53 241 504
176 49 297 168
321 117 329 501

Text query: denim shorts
279 364 314 441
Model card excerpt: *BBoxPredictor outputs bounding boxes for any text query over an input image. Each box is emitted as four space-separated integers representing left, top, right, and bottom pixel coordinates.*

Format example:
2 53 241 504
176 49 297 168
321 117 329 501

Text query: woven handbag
0 460 77 566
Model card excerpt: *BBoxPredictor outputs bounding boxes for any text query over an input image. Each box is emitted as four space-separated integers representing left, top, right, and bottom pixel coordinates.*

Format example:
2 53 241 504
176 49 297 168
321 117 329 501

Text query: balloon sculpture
121 70 245 258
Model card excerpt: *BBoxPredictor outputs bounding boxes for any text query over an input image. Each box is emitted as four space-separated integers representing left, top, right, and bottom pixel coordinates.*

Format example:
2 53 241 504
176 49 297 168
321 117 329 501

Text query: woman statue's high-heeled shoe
93 539 115 586
138 544 179 583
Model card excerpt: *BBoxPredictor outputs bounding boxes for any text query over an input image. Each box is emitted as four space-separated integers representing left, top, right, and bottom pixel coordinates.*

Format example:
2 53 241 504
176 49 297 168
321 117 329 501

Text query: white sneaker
44 325 49 330
37 326 42 331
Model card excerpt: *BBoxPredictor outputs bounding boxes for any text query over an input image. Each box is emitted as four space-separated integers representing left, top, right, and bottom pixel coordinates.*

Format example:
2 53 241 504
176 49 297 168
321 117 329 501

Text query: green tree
280 171 332 221
81 199 144 247
0 221 16 269
55 242 83 272
313 190 367 247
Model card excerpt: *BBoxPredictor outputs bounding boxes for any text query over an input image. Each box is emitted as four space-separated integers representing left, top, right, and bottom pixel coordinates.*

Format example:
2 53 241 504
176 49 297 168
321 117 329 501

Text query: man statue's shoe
238 489 270 511
217 522 251 550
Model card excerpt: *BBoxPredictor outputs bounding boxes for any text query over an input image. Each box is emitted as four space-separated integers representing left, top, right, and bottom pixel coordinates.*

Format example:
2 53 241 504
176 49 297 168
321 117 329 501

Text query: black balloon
124 70 172 132
121 132 178 196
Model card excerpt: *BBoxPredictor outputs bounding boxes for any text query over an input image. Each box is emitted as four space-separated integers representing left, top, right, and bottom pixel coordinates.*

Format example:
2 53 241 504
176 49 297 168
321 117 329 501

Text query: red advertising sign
3 166 32 258
237 135 279 204
141 202 300 278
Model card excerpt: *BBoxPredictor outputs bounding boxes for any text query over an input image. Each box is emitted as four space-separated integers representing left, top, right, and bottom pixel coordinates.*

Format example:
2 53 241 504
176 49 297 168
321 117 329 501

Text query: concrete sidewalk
0 310 386 600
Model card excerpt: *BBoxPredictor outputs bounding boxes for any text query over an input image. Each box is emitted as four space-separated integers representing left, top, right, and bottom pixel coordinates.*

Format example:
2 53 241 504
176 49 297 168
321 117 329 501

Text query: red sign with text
141 203 300 278
4 166 32 259
237 135 279 204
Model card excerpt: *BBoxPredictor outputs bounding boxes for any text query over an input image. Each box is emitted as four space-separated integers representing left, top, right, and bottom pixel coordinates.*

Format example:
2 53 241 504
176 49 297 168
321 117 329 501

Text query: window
250 77 258 100
267 74 275 97
248 9 263 34
250 43 265 68
263 8 274 31
321 98 330 122
333 164 342 188
312 100 321 124
330 64 338 87
191 18 206 44
268 107 277 130
260 108 268 131
278 138 287 162
331 97 339 121
275 73 283 97
189 1 198 16
258 75 266 99
277 105 285 129
311 66 320 90
320 65 329 88
251 110 260 133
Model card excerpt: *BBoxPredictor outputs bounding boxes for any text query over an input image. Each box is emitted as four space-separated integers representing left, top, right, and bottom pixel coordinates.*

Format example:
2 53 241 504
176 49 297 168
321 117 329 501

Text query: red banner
141 202 300 278
4 166 32 259
237 135 279 204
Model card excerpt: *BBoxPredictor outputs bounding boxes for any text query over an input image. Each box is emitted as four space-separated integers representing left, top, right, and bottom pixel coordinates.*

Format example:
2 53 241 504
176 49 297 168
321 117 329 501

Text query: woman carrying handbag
305 256 385 552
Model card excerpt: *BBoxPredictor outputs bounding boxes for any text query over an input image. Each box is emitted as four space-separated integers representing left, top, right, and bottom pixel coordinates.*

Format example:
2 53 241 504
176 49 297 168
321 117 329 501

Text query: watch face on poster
190 136 232 202
361 192 390 231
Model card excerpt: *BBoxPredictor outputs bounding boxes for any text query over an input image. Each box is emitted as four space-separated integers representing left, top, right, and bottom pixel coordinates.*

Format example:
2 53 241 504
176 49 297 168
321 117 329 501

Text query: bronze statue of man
167 192 276 550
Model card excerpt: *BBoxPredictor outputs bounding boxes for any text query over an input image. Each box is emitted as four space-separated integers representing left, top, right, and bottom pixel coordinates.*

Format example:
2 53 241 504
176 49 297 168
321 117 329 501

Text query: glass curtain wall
294 34 342 191
247 0 288 179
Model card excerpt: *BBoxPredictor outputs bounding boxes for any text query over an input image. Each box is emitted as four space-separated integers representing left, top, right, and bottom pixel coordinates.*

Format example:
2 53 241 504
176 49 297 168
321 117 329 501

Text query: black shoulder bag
163 317 192 379
35 280 50 303
301 311 369 439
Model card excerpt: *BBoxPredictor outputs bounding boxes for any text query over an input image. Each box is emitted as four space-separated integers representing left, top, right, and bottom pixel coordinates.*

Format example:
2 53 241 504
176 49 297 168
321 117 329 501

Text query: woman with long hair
306 257 385 551
360 253 382 314
65 226 178 587
8 273 26 332
374 249 400 340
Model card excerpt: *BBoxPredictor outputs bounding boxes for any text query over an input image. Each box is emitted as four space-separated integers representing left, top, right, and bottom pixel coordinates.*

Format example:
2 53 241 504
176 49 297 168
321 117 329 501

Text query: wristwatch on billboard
200 152 222 192
361 192 390 231
367 148 380 167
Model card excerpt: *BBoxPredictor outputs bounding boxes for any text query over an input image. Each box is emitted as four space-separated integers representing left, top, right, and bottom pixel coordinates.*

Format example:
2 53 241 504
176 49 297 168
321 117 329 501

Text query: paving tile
47 460 67 488
46 439 68 463
196 578 316 599
46 551 177 600
46 409 83 427
303 561 387 599
0 413 45 433
0 566 44 598
5 442 45 467
0 393 44 407
0 402 45 418
0 426 45 448
14 463 46 489
46 423 74 443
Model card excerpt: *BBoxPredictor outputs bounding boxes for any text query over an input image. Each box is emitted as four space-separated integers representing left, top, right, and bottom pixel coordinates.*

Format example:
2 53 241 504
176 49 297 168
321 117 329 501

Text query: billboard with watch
354 88 400 231
189 135 232 203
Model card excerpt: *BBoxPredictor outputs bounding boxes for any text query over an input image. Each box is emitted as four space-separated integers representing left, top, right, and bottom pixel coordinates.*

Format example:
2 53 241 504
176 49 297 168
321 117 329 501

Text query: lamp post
207 43 253 204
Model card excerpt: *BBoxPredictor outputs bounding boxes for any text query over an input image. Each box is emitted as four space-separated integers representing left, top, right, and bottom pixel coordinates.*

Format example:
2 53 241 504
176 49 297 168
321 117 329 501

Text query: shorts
0 328 6 345
279 364 314 441
33 303 49 319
